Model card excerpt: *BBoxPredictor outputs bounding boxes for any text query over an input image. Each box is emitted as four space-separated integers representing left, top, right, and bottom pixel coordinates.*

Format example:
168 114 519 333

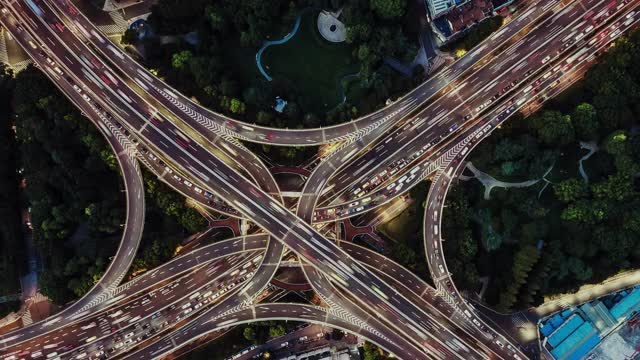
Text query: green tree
229 98 246 114
362 342 388 360
531 111 575 146
371 0 407 19
603 130 630 156
572 103 598 140
243 327 256 342
591 172 634 201
268 324 285 338
120 29 137 45
171 50 193 70
553 178 587 203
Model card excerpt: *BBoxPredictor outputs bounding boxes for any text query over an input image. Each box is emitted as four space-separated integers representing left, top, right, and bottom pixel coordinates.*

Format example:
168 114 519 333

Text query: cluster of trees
12 66 207 304
242 321 288 345
440 187 479 291
443 30 640 312
142 170 207 234
0 300 21 318
137 0 421 135
13 66 125 304
0 64 25 298
361 342 391 360
441 16 503 56
341 0 416 77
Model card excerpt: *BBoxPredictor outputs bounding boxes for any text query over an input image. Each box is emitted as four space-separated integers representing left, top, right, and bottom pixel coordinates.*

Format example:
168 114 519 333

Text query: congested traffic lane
32 0 292 315
5 4 511 358
122 304 371 359
13 0 290 339
312 0 635 223
314 0 623 212
421 14 639 357
0 233 270 355
48 0 564 147
6 1 545 358
0 6 149 351
0 250 260 360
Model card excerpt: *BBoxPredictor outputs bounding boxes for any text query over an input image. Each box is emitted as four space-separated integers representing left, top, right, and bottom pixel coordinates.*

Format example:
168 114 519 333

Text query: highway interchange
0 0 638 358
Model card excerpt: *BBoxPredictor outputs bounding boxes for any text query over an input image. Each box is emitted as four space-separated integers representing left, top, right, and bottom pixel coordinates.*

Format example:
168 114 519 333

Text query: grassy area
378 207 415 243
261 11 359 113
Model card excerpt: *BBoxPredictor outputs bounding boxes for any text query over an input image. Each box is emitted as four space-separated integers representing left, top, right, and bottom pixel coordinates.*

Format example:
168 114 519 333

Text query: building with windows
426 0 462 18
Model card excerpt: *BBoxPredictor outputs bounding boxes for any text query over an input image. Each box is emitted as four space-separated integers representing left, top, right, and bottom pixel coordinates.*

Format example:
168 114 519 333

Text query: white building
426 0 459 18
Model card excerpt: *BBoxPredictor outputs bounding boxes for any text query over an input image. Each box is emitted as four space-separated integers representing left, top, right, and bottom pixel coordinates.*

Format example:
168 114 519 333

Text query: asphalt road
1 0 636 358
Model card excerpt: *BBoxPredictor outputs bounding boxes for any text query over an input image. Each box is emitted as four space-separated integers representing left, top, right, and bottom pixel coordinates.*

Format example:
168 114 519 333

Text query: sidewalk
533 269 640 318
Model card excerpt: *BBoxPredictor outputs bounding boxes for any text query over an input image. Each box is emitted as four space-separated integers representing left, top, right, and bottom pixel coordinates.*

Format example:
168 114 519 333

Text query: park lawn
261 11 359 113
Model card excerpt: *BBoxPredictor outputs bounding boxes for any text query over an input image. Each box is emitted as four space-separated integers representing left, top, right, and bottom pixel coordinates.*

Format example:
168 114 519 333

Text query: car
183 180 193 187
495 340 504 348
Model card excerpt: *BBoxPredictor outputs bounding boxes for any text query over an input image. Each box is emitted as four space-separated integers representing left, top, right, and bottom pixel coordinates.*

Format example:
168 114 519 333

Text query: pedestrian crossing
97 11 129 35
21 310 33 326
511 313 531 328
11 59 32 72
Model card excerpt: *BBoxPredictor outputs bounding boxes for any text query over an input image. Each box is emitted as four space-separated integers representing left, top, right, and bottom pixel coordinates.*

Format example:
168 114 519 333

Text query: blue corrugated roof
610 288 640 319
561 309 573 318
548 315 584 347
550 322 596 359
540 322 555 337
550 314 564 327
566 333 601 360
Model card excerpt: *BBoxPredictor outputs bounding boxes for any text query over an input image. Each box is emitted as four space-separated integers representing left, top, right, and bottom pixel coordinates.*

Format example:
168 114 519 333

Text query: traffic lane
420 33 628 358
48 0 561 146
8 3 544 360
0 6 148 347
8 1 536 358
316 0 612 206
2 252 257 359
54 251 262 360
0 225 267 349
314 0 634 221
32 0 282 204
92 235 269 317
128 303 430 360
294 126 442 360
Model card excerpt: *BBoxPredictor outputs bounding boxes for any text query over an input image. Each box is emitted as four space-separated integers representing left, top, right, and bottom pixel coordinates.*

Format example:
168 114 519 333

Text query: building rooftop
539 285 640 359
